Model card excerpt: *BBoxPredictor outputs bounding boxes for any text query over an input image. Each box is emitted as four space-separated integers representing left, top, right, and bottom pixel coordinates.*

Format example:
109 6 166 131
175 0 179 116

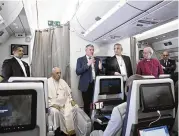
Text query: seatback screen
0 90 37 133
100 78 121 95
140 83 174 112
139 126 170 136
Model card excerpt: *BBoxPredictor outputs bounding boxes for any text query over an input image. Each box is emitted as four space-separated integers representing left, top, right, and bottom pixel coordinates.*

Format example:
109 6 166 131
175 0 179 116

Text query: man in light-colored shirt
48 67 78 136
1 45 30 81
106 43 133 81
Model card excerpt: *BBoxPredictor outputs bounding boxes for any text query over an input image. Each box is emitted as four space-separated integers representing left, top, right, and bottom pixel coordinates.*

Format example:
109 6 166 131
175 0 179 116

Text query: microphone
89 56 94 60
89 56 95 67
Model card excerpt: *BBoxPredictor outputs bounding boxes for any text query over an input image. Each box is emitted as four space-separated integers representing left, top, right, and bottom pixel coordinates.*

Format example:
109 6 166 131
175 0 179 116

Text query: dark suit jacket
76 56 101 92
160 59 176 74
106 55 133 78
2 57 30 81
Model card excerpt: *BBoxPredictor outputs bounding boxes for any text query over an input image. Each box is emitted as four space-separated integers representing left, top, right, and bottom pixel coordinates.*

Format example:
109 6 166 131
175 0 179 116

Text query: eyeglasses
163 55 169 56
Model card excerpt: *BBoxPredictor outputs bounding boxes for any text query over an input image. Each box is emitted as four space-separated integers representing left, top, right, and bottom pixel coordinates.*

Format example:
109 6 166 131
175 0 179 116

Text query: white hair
144 47 154 55
52 67 60 73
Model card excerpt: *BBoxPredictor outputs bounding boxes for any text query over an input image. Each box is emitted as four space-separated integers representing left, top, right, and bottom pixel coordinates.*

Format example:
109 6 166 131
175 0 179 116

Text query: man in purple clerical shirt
136 47 163 77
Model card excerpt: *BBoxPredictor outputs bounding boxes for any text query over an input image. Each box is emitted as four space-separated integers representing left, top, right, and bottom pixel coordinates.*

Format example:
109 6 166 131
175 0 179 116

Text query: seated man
90 75 143 136
48 67 77 136
90 102 127 136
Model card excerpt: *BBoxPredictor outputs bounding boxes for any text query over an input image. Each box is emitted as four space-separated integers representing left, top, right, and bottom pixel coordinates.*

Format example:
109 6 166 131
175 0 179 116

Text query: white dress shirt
14 57 27 77
164 60 168 66
116 55 127 81
86 55 95 80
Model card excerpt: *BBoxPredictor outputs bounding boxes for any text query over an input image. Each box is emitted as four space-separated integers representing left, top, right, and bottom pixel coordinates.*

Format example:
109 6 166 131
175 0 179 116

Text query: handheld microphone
89 56 94 60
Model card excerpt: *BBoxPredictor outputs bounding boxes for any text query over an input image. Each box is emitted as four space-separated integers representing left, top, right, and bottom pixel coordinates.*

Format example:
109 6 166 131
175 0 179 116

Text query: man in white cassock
48 67 77 135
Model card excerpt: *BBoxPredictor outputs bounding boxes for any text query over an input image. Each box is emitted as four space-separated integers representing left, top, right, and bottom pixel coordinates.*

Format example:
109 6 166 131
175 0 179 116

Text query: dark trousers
82 82 94 116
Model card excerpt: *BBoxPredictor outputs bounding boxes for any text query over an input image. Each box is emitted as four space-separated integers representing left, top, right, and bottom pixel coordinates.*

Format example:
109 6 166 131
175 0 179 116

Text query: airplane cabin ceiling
140 30 178 44
76 0 119 30
0 1 23 28
6 8 31 36
71 0 178 44
96 0 178 43
127 0 161 10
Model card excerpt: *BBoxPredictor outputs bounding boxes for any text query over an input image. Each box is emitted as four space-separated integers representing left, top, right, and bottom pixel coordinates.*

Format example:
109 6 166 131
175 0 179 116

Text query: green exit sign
48 20 53 26
48 20 60 27
55 21 60 26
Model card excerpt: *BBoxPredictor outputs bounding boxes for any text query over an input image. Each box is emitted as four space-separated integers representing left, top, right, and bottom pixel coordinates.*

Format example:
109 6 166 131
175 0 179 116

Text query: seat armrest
72 107 92 136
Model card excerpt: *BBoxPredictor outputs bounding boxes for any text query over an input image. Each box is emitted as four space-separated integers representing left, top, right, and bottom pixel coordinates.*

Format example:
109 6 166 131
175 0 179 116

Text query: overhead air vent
168 41 172 45
136 19 159 28
95 16 101 21
138 20 158 25
164 42 172 46
15 33 25 38
137 24 143 27
110 35 121 39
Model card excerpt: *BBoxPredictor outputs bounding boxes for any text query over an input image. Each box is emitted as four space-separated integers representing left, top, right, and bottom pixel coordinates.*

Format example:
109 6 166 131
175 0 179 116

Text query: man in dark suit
106 43 133 79
160 51 176 75
1 45 30 81
76 44 102 116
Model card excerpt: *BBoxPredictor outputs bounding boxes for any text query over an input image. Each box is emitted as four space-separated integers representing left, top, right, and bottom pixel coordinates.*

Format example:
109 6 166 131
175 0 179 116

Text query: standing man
76 44 102 116
160 51 176 75
136 47 163 77
106 43 133 80
1 45 30 81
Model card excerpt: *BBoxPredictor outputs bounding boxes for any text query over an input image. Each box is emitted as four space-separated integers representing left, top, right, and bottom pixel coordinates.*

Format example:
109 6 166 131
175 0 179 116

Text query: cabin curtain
130 37 137 73
31 25 71 86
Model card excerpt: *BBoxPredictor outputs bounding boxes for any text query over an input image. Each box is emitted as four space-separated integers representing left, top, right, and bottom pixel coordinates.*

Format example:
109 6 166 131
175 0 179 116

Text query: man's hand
98 60 102 70
162 65 165 69
87 58 95 66
114 72 121 75
0 76 3 82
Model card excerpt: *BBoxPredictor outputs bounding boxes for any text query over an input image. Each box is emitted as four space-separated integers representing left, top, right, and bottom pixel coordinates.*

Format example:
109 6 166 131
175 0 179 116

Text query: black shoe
54 127 62 136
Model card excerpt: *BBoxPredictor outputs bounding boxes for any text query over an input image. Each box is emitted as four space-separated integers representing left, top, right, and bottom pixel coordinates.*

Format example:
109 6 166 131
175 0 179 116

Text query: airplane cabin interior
0 0 178 136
